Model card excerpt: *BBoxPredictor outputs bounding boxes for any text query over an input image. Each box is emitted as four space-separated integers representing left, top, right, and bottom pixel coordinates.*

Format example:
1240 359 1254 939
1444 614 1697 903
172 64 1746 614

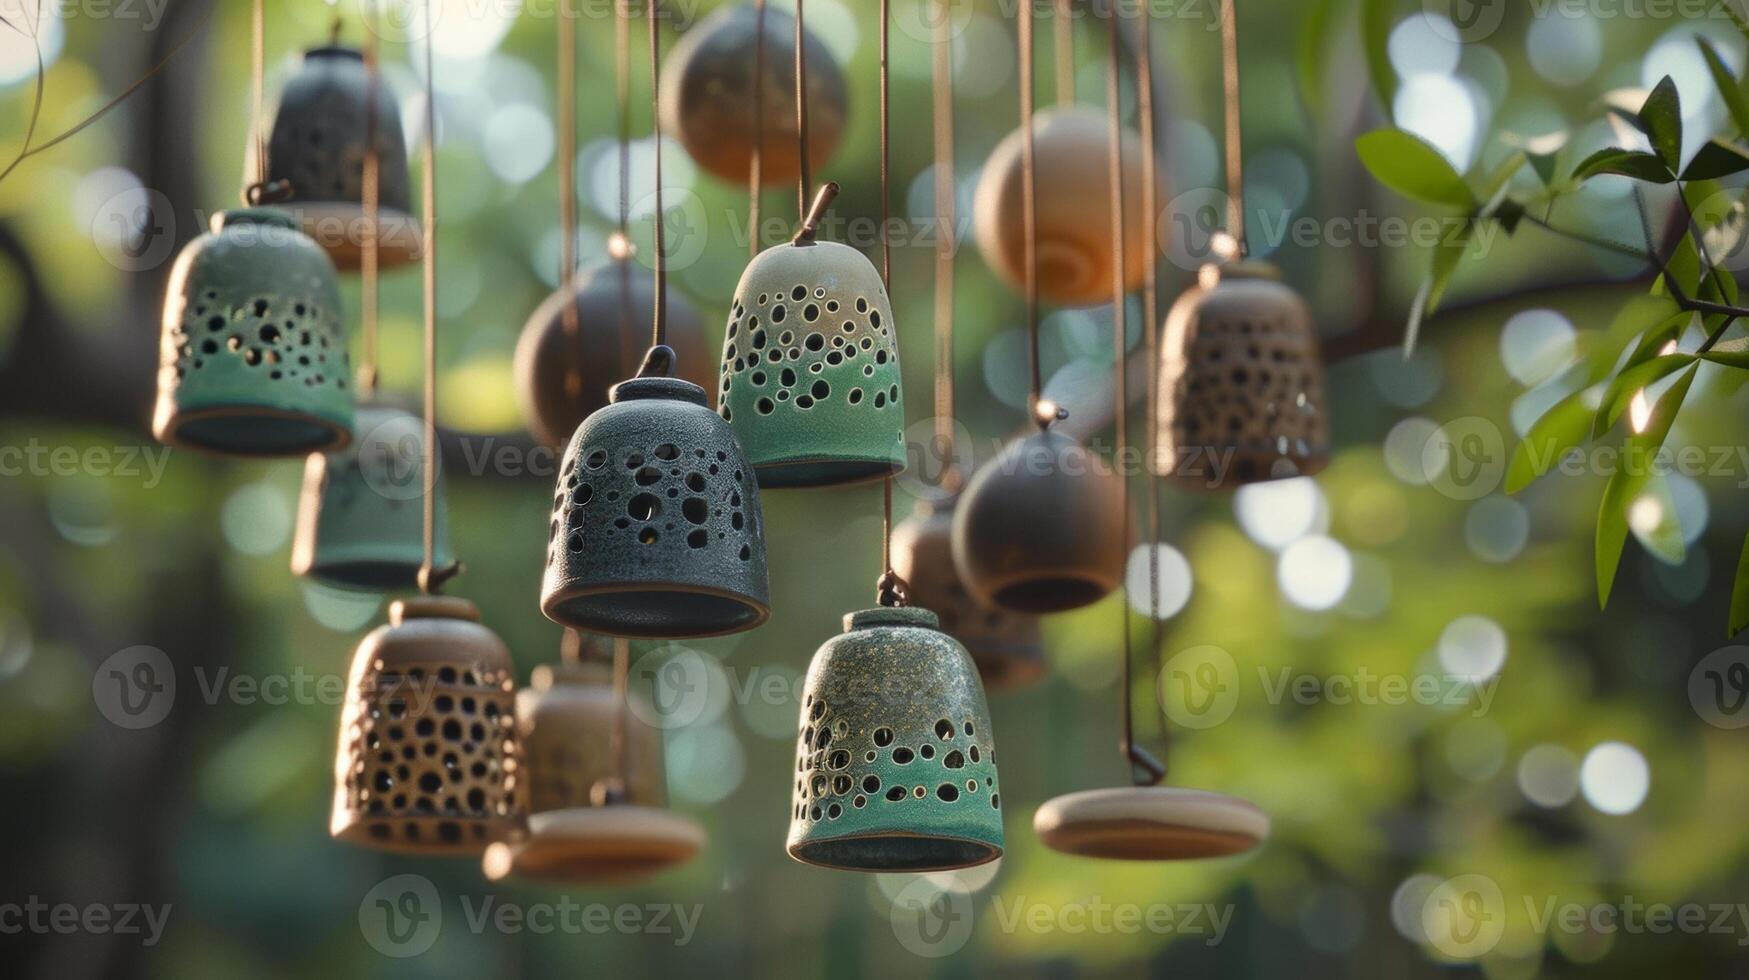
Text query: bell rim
271 202 423 270
751 455 905 490
787 830 1003 873
542 580 771 639
154 403 352 458
294 556 441 592
330 812 514 857
481 806 704 884
1032 786 1268 861
965 567 1121 615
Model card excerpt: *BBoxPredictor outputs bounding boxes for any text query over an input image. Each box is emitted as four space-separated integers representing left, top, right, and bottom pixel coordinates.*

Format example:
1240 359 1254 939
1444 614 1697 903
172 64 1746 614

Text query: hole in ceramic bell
481 653 703 884
291 404 455 590
514 261 712 449
719 240 906 488
660 4 847 187
951 428 1126 613
892 497 1046 692
153 208 354 456
541 377 770 637
1034 786 1268 860
1156 260 1329 489
331 596 522 855
973 106 1159 307
265 46 421 269
787 607 1004 872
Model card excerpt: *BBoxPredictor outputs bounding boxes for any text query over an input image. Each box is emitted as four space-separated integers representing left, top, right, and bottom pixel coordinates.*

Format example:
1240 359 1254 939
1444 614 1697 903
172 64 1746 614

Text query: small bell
660 3 848 187
291 404 454 591
542 374 770 638
719 237 906 488
514 260 712 449
1034 786 1268 860
892 497 1045 692
266 46 420 270
951 427 1126 613
788 607 1004 872
1156 260 1329 488
973 106 1156 307
331 596 522 855
153 208 353 456
482 655 703 884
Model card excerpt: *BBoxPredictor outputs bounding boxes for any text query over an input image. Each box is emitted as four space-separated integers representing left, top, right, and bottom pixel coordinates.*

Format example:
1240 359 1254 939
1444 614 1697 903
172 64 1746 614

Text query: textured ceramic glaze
788 607 1004 872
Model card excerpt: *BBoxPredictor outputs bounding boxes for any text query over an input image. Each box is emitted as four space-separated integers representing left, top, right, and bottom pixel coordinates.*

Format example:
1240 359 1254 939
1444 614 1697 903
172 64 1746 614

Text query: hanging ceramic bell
1035 787 1269 860
266 45 420 270
153 208 354 456
951 427 1126 613
514 260 713 449
788 607 1004 872
660 3 848 187
542 370 770 638
1156 260 1329 488
290 404 454 590
331 596 522 855
482 655 703 884
892 497 1046 691
719 234 906 488
973 106 1156 307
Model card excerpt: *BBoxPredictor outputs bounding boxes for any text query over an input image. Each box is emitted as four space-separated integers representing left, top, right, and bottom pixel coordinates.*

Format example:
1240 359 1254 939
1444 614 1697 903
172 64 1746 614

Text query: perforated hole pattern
791 694 1001 825
546 439 760 568
719 281 901 424
163 287 350 392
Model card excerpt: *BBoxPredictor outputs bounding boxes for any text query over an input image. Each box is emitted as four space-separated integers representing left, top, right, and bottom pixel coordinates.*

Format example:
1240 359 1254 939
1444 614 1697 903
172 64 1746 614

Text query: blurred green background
3 0 1749 976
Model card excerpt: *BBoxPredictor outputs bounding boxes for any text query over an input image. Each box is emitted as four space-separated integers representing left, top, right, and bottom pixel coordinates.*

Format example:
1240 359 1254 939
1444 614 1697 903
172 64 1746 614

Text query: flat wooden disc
1034 787 1268 860
482 807 704 885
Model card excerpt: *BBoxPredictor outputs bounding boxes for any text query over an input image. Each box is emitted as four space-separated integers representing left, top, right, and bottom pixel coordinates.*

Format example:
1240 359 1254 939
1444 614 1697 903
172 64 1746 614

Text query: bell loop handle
416 560 463 596
1031 398 1069 431
635 344 676 379
242 178 294 207
791 181 840 246
875 570 910 609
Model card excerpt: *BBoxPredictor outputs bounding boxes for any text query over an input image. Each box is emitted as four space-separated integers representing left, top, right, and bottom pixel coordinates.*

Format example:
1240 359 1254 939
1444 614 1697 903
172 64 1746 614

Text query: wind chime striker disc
481 806 705 885
1033 787 1268 860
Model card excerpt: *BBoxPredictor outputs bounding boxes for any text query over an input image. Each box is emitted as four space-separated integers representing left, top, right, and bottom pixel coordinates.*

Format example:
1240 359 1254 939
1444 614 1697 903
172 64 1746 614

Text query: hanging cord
794 0 811 220
417 0 459 595
874 0 907 610
1053 0 1073 106
749 0 766 256
559 628 584 666
930 0 958 490
615 0 632 251
241 0 288 204
358 5 380 395
1020 0 1059 430
556 0 582 399
1219 0 1245 255
634 0 671 376
1136 0 1169 783
591 637 632 805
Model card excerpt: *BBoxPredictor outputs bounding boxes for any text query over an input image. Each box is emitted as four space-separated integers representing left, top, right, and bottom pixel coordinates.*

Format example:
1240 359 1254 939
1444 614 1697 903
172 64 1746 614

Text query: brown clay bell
1034 786 1269 860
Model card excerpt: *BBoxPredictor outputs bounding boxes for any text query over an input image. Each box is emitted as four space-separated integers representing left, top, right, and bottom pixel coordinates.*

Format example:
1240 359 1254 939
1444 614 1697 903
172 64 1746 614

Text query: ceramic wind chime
1155 0 1327 488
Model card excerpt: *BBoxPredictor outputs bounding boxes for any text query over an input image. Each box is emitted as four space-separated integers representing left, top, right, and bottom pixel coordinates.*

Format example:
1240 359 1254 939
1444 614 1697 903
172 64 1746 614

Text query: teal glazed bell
951 428 1126 613
331 596 522 855
719 240 906 488
542 374 771 638
291 404 454 590
267 46 421 270
153 208 354 456
788 607 1004 872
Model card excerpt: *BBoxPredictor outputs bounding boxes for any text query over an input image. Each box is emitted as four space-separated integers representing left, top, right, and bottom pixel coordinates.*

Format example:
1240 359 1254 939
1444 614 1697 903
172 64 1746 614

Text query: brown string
606 636 631 803
647 0 667 351
1220 0 1245 253
1137 0 1169 782
1020 0 1044 429
875 0 906 610
358 5 380 395
931 0 956 478
749 0 766 257
1053 0 1074 106
245 0 269 197
416 0 456 595
616 0 631 244
558 0 581 399
1104 3 1138 784
795 0 811 220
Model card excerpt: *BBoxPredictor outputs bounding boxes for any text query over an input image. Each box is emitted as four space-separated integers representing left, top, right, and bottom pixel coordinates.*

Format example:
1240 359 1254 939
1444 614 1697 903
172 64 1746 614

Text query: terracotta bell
482 656 703 884
660 4 848 187
951 427 1127 613
331 596 522 855
291 404 454 591
891 497 1046 692
973 106 1155 307
788 607 1004 872
153 208 353 456
1156 260 1329 488
719 240 906 488
514 260 712 449
266 46 420 270
1035 786 1269 860
542 373 771 638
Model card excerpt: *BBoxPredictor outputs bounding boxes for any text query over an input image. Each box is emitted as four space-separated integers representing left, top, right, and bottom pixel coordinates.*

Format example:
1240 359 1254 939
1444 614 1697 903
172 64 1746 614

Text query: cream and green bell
788 607 1003 872
153 208 353 456
291 404 454 591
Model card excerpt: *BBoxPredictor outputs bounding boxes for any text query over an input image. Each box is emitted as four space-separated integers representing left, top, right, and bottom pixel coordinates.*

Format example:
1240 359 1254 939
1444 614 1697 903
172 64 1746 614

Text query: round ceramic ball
513 261 711 448
659 4 848 187
973 106 1160 307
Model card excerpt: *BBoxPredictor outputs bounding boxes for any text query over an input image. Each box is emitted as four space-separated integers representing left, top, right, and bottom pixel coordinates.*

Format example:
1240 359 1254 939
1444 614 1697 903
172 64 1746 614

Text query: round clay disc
482 806 705 885
1033 787 1269 860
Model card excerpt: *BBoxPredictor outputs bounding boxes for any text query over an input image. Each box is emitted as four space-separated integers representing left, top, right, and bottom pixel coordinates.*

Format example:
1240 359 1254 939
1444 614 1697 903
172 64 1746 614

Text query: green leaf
1295 0 1337 117
1405 220 1472 355
1639 76 1684 169
1506 385 1597 493
1657 232 1703 297
1475 151 1527 204
1731 532 1749 636
1584 293 1683 386
1362 0 1398 115
1571 147 1675 184
1593 352 1697 438
1722 0 1749 47
1698 36 1749 136
1596 363 1699 607
1356 130 1476 208
1629 471 1687 566
1528 150 1560 187
1682 138 1749 179
1702 347 1749 368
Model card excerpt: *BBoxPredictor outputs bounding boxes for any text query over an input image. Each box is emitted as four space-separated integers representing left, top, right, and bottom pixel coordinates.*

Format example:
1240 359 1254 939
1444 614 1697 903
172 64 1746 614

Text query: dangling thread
794 0 811 221
1136 0 1170 783
358 2 381 395
594 636 632 805
417 0 458 595
931 0 958 489
874 0 907 610
1220 0 1245 255
241 0 288 204
749 0 766 257
647 0 668 355
557 0 581 400
1020 0 1057 430
1053 0 1074 106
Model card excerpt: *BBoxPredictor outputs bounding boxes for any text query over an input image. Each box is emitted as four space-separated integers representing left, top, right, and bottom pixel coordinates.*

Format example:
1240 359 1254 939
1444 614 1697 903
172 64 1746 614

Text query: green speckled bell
788 607 1003 872
542 371 770 638
331 596 522 855
719 235 906 488
482 651 703 884
291 404 454 590
267 46 420 270
153 208 353 456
